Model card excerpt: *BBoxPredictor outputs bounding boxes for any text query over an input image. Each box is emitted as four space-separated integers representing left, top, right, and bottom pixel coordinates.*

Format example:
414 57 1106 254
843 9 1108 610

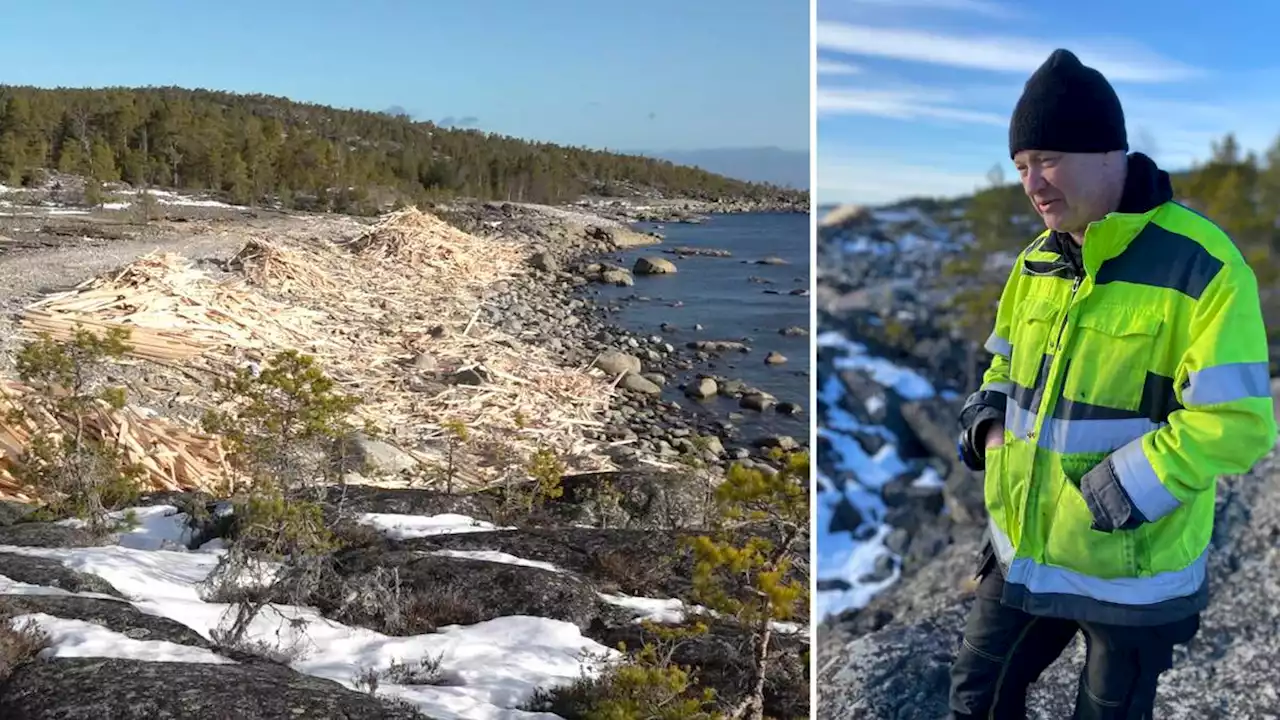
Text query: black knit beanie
1008 49 1128 158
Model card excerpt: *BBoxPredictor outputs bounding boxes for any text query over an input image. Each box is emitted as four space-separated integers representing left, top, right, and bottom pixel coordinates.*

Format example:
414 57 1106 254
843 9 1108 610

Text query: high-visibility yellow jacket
973 154 1276 626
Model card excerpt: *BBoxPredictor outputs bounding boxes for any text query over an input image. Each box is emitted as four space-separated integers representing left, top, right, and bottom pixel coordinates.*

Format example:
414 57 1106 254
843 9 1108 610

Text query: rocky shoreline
0 195 810 719
573 195 809 225
814 203 1280 719
452 201 811 475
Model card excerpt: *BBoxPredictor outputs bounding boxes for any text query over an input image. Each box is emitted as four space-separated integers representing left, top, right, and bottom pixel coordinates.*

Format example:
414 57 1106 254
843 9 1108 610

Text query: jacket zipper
1053 275 1083 352
1022 272 1082 558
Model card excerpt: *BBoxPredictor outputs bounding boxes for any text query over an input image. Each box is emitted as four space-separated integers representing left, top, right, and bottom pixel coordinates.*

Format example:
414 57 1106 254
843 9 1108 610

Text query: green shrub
6 326 145 535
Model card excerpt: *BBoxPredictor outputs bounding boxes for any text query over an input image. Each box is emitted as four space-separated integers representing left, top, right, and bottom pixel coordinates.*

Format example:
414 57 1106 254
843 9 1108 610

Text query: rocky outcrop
819 450 1280 720
0 658 423 719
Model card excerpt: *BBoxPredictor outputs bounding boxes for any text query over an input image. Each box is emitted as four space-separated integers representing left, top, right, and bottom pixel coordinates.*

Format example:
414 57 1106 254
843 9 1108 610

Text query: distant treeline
0 85 801 212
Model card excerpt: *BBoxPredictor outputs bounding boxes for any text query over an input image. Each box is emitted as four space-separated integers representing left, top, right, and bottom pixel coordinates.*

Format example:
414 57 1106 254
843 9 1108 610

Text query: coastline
0 189 811 718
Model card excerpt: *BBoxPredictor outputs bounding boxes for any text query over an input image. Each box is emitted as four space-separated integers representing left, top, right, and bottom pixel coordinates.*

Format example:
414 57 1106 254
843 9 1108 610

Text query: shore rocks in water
593 350 642 376
764 351 787 365
685 376 718 399
620 373 662 394
662 246 731 257
688 340 750 354
633 256 677 274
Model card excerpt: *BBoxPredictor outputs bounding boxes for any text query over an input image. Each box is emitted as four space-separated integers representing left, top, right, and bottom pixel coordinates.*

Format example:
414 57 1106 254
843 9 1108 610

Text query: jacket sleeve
1083 258 1277 530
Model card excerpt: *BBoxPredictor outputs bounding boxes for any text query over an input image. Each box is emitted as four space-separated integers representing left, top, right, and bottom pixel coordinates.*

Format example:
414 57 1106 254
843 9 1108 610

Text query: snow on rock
0 574 122 601
56 504 194 551
428 549 565 574
816 331 936 401
359 512 505 539
815 330 944 620
13 612 236 665
0 510 619 719
599 593 807 636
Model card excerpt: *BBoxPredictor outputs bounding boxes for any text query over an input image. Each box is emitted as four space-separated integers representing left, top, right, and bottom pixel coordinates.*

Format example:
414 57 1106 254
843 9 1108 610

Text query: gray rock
818 450 1280 720
740 391 777 412
0 657 422 719
336 434 419 475
594 350 642 376
0 553 123 597
641 372 667 387
326 549 601 633
0 595 209 647
0 500 35 526
620 373 662 394
601 268 634 286
633 257 677 274
529 251 559 272
688 340 750 354
0 523 107 548
686 377 718 399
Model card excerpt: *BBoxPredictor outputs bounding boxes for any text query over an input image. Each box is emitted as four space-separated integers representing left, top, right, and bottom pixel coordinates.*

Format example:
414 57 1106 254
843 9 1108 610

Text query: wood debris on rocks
0 378 234 502
1 206 625 499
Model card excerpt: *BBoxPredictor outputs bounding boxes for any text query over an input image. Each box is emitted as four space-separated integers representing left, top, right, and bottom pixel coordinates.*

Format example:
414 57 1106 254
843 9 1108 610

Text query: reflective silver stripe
1038 416 1165 455
985 332 1012 358
1005 402 1035 439
1112 436 1181 521
982 380 1013 396
1183 362 1271 406
989 518 1206 605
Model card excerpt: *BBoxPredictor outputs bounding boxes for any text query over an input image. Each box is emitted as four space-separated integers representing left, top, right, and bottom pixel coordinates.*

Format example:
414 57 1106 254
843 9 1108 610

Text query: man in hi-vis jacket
949 48 1277 719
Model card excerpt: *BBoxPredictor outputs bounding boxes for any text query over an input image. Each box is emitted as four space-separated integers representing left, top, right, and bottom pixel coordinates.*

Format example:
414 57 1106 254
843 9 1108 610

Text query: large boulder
633 257 677 275
593 350 642 376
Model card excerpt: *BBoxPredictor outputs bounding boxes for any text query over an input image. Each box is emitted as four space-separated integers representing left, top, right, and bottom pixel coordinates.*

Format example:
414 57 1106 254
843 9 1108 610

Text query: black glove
956 389 1007 472
957 418 999 471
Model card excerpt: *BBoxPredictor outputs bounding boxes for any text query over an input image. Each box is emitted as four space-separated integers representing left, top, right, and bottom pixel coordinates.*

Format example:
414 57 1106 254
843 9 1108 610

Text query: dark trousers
948 556 1200 720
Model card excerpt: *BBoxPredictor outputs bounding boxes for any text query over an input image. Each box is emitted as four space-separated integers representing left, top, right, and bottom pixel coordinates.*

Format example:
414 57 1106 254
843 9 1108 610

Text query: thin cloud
818 154 990 205
817 87 1007 126
838 0 1016 18
817 59 863 76
816 22 1202 83
437 115 481 128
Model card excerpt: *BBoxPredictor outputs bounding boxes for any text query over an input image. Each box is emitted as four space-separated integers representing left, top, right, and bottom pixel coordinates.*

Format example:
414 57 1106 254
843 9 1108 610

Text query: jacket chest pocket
1061 306 1163 414
1008 297 1061 393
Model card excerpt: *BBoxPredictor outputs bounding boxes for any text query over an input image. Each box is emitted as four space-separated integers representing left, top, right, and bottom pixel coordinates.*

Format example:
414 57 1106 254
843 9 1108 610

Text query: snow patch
13 612 236 664
359 512 504 539
427 549 564 574
0 511 616 718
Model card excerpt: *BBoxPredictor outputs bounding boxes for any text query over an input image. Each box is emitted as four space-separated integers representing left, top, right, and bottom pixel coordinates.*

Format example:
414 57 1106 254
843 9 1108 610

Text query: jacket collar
1080 152 1172 275
1037 153 1173 277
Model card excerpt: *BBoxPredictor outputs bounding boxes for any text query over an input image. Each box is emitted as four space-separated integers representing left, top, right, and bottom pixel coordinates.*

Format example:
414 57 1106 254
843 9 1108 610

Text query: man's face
1013 150 1110 235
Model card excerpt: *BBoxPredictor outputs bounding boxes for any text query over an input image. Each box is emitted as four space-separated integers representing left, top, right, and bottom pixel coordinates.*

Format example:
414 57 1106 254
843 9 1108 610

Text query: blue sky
817 0 1280 205
0 0 809 154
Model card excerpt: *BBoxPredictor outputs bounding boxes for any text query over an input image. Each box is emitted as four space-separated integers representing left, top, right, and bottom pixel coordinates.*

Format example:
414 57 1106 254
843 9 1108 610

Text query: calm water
592 212 811 439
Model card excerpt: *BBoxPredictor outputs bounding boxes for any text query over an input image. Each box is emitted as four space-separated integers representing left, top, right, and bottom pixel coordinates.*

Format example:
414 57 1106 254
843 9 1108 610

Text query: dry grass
0 614 51 681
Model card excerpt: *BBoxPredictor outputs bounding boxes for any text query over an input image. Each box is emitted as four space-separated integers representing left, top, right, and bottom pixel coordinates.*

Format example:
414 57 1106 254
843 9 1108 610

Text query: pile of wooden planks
0 379 235 502
1 206 623 497
18 252 327 365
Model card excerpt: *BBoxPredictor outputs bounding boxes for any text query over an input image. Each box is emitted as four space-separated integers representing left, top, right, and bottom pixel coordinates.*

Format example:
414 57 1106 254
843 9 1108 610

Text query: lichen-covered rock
0 658 424 719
